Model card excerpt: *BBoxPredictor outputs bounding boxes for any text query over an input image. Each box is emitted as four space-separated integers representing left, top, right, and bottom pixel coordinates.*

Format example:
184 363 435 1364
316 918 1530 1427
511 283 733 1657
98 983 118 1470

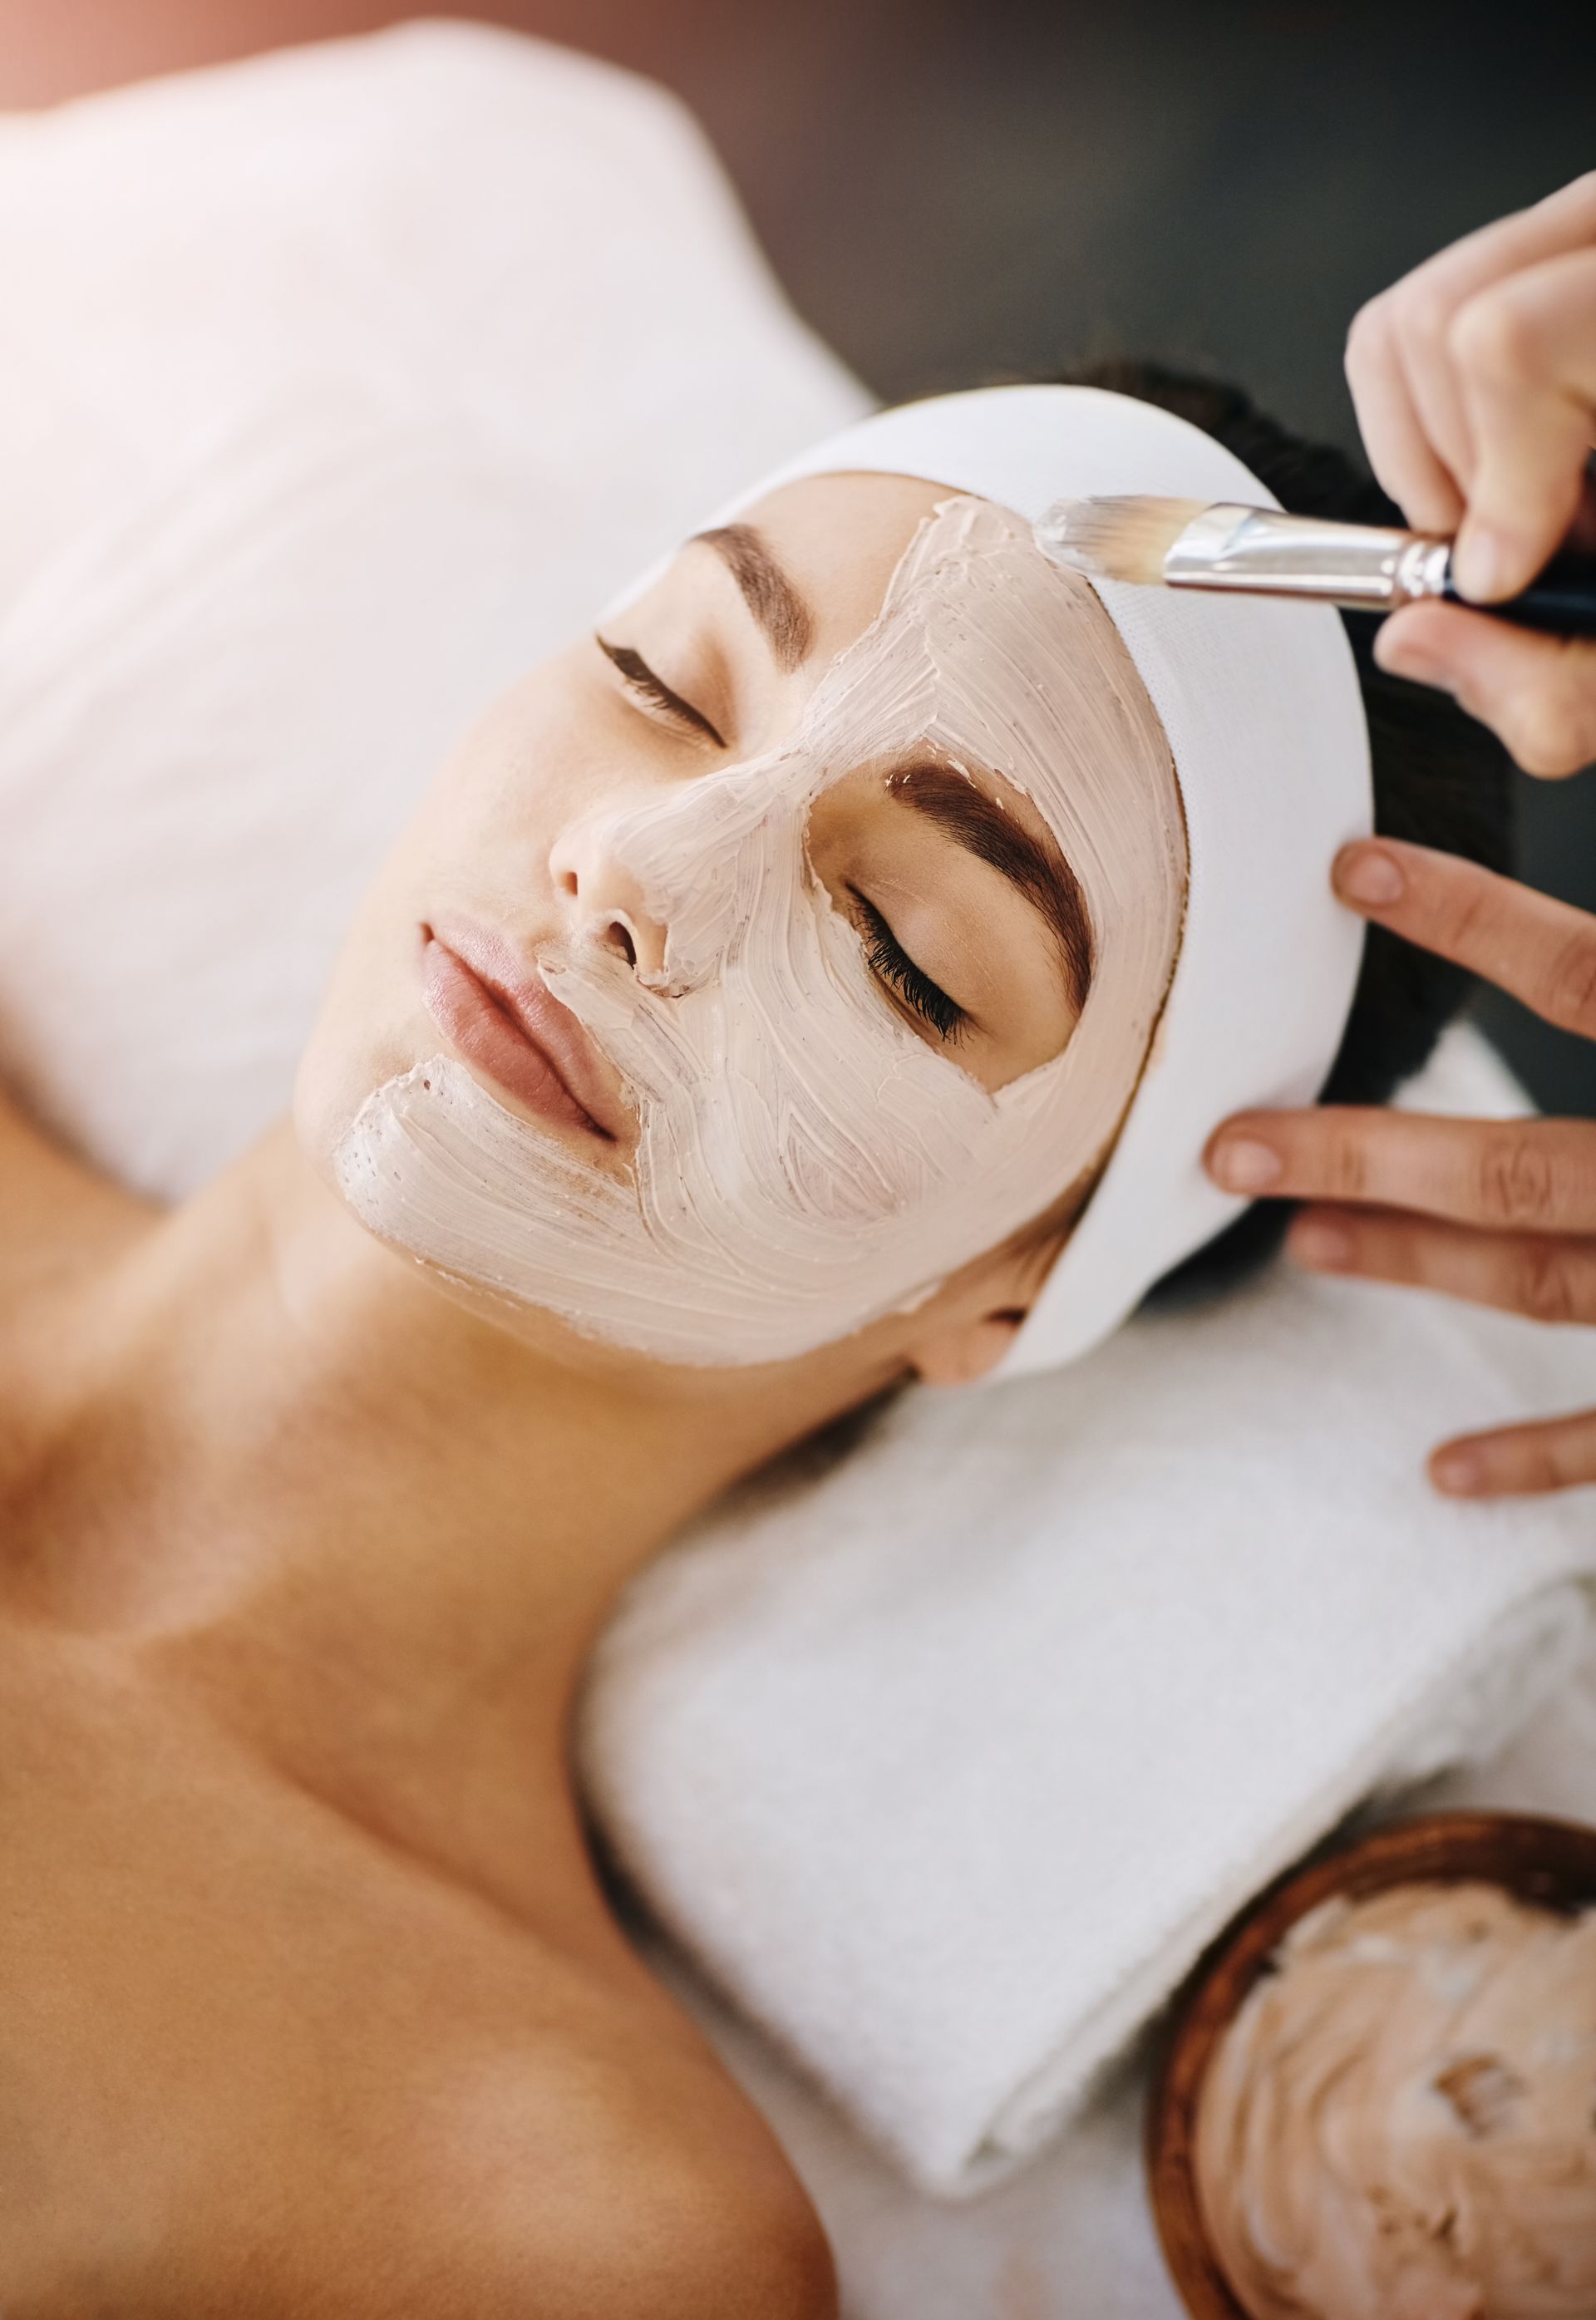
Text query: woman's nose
547 828 669 979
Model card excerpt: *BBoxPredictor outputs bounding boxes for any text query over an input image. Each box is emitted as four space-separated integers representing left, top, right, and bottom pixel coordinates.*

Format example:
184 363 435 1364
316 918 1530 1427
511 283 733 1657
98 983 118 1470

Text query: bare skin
0 461 1091 2313
0 15 1143 2306
1209 836 1596 1497
5 12 1110 2280
0 1102 864 2314
0 1097 1050 2312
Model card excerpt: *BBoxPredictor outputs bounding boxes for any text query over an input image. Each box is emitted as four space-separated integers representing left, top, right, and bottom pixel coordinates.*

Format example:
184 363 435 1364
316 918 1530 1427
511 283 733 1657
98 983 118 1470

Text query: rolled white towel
580 1033 1596 2196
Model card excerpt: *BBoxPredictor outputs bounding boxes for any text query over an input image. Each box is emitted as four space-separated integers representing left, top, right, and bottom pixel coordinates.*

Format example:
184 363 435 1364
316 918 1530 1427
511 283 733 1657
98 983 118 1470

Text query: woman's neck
10 1121 837 1916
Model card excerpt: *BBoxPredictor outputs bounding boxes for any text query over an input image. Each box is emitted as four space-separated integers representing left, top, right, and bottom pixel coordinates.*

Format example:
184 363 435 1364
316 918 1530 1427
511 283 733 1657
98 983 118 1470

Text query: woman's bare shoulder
311 1951 839 2320
318 2080 840 2319
180 1946 841 2318
0 1638 834 2318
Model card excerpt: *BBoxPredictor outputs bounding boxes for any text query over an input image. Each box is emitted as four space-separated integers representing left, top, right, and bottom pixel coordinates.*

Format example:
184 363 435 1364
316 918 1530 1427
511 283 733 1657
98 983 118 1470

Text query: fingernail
1334 845 1406 909
1453 526 1515 603
1431 1446 1487 1497
1289 1218 1353 1271
1209 1137 1283 1194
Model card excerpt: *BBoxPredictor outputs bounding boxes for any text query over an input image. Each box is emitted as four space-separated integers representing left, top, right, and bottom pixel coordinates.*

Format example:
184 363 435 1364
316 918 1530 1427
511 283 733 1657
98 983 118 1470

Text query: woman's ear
906 1307 1031 1387
900 1220 1072 1387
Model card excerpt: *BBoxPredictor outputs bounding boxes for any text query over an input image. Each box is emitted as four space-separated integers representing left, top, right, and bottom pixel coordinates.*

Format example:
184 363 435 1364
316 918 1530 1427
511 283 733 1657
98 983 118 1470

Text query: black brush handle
1441 551 1596 637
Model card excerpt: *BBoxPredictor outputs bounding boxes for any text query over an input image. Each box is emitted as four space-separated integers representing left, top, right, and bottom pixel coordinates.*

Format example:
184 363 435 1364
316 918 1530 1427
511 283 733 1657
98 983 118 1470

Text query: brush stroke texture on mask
336 498 1185 1365
1195 1881 1596 2320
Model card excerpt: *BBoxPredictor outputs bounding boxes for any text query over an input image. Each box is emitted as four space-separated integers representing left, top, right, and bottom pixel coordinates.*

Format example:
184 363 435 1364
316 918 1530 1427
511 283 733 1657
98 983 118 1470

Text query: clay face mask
335 497 1185 1366
1195 1881 1596 2320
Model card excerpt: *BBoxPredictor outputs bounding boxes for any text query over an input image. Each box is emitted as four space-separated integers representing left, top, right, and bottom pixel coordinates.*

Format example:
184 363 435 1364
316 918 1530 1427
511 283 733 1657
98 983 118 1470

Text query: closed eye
849 888 968 1044
595 635 726 747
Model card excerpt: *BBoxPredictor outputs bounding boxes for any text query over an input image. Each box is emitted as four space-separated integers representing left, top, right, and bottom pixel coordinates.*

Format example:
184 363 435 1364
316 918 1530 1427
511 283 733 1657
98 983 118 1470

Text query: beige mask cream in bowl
1146 1812 1596 2320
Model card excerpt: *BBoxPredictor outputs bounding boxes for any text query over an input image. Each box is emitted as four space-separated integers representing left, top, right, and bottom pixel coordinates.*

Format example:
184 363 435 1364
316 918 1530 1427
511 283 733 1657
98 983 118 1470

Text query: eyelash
595 635 725 746
850 889 967 1044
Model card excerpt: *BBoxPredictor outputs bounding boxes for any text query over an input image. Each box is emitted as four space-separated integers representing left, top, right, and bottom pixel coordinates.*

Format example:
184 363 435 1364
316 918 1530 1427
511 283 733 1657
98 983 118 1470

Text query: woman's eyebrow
690 524 815 671
889 764 1096 1013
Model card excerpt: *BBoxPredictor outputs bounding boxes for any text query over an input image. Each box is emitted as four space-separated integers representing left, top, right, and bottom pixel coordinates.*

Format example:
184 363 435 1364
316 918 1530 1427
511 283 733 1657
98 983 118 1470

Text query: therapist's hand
1344 170 1596 777
1206 838 1596 1500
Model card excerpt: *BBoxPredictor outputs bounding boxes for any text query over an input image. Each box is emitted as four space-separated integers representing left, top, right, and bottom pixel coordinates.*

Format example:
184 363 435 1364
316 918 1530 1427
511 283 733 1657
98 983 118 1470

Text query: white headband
707 385 1373 1374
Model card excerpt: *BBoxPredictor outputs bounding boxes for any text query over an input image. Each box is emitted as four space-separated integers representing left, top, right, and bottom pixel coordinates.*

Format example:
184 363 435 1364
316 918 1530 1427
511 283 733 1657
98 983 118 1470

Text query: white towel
0 22 866 1196
624 1631 1596 2320
579 1034 1596 2198
616 1642 1596 2320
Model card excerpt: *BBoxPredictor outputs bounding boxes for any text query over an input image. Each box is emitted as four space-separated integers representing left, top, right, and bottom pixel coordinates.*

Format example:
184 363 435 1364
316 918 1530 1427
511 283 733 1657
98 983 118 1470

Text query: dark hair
1037 358 1514 1303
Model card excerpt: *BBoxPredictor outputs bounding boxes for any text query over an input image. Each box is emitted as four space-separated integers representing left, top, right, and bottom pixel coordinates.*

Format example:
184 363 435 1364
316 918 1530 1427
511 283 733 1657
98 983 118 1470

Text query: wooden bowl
1145 1810 1596 2320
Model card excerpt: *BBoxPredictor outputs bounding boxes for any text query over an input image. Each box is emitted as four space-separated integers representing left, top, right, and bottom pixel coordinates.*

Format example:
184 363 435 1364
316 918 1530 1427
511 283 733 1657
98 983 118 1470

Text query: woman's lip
421 921 626 1143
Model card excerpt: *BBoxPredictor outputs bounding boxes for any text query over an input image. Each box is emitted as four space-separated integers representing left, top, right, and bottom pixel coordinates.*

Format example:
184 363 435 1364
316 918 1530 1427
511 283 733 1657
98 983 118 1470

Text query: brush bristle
1034 495 1210 586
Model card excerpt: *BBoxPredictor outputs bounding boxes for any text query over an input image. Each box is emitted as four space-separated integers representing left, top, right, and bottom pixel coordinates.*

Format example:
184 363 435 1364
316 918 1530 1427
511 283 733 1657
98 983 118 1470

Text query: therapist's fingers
1288 1205 1596 1326
1323 840 1596 1028
1377 601 1596 777
1448 244 1596 602
1344 171 1596 549
1344 288 1467 533
1428 1406 1596 1499
1209 1107 1596 1234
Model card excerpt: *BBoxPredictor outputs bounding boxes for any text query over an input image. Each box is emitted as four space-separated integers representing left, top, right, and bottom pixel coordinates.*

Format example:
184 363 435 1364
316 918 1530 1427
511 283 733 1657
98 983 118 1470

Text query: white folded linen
641 1927 1186 2320
579 1032 1596 2197
0 20 865 1196
632 1632 1596 2320
618 1635 1596 2320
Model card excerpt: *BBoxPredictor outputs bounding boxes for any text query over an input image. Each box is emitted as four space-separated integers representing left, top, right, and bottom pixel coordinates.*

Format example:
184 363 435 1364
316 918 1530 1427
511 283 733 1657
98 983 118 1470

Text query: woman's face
298 473 1186 1377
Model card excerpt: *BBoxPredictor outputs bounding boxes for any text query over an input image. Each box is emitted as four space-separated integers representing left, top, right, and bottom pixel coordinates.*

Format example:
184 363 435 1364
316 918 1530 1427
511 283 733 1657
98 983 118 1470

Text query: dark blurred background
6 0 1594 1105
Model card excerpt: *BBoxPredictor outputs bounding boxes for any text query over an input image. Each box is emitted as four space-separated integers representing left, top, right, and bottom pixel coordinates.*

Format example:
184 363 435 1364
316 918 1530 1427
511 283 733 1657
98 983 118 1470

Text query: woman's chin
291 1034 393 1200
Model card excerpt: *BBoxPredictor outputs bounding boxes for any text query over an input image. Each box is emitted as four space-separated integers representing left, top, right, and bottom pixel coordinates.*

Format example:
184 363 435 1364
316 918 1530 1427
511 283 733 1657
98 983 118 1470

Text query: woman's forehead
720 471 974 665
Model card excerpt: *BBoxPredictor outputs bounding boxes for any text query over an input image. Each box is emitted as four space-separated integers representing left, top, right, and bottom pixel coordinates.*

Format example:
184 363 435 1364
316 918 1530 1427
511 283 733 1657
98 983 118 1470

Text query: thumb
1449 247 1596 601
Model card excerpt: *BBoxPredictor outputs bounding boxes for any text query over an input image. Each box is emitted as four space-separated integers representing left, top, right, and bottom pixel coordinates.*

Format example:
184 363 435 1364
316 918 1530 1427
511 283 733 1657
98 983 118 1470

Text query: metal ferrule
1166 505 1453 609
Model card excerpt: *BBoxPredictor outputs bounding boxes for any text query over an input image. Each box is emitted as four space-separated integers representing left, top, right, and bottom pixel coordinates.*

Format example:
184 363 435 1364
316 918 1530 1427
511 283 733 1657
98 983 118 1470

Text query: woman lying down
1 367 1505 2314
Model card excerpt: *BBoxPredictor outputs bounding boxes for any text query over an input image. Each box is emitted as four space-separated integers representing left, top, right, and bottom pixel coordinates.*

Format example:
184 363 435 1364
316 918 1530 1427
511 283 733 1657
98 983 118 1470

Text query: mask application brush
1035 497 1596 637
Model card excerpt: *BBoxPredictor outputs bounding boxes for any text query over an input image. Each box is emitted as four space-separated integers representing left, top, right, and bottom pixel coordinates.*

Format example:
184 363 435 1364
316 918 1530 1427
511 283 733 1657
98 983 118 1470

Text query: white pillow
0 21 866 1194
